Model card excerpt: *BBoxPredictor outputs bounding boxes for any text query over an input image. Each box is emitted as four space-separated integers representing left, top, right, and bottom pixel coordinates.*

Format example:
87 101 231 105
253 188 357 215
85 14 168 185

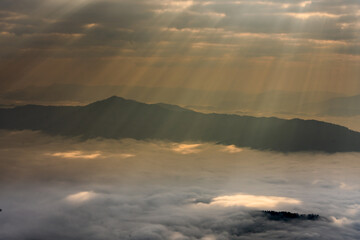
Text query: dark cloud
0 0 360 101
1 0 359 59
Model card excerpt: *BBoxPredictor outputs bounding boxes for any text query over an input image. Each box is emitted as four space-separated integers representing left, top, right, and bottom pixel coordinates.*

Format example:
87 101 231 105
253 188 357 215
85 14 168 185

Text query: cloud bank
1 130 360 239
1 0 360 95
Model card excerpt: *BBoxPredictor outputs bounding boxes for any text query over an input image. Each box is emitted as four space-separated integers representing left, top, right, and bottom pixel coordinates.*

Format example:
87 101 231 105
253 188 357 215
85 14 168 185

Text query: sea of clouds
1 130 360 239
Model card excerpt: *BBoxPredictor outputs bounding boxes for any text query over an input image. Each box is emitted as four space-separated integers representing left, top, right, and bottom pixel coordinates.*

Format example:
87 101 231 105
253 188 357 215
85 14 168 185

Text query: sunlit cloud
339 182 356 190
118 153 135 158
330 216 353 226
285 12 340 19
281 1 312 8
201 235 216 240
222 145 243 153
170 232 188 240
345 204 360 216
155 0 194 13
200 193 301 209
172 143 202 154
65 191 98 203
48 151 101 159
0 31 14 36
83 23 100 29
299 1 312 8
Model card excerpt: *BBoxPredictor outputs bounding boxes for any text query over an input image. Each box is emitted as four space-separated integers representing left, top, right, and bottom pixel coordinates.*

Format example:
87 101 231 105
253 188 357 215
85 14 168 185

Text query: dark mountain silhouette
261 211 321 221
1 96 360 152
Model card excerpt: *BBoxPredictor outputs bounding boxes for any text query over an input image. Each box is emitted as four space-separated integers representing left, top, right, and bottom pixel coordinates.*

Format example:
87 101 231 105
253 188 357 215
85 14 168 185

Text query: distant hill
1 84 342 116
317 95 360 116
1 96 360 152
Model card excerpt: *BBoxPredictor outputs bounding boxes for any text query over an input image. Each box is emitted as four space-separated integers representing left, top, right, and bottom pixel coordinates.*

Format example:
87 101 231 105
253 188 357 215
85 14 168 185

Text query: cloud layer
1 0 360 94
1 130 360 239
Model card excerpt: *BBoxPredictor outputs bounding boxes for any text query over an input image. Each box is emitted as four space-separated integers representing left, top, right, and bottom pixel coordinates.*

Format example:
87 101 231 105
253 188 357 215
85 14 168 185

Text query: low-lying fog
1 130 360 239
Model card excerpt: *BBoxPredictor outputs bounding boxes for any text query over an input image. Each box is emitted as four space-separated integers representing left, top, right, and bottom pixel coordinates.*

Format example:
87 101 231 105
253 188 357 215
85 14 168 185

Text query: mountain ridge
0 96 359 153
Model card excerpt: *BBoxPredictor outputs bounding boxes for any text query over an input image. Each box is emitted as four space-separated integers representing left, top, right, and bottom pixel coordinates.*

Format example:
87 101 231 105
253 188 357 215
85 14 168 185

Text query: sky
2 130 360 239
1 0 360 99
